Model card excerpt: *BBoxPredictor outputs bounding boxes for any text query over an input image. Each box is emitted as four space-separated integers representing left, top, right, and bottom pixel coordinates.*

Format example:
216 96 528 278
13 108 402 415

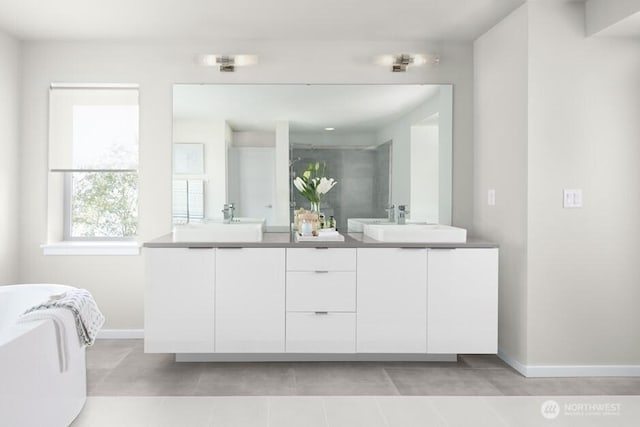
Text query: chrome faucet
384 204 395 223
398 204 409 225
222 203 236 223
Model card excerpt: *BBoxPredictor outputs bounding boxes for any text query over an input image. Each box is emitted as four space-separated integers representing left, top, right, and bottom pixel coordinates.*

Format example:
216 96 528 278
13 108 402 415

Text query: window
49 85 139 240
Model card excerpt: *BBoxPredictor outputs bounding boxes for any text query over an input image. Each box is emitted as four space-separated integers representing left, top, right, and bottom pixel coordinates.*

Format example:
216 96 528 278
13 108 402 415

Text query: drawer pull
314 311 329 315
315 247 329 250
314 270 329 274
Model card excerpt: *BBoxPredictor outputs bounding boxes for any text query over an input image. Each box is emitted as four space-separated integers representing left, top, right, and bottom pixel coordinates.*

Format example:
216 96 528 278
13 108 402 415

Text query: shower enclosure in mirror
290 142 392 232
172 84 453 230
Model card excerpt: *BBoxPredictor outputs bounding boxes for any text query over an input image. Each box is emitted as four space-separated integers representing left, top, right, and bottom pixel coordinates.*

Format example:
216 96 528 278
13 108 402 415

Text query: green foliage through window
71 172 138 238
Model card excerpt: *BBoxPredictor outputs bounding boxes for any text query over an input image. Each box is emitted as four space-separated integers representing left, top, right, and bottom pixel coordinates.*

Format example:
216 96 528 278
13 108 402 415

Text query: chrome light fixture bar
374 53 439 72
195 54 258 72
217 55 235 72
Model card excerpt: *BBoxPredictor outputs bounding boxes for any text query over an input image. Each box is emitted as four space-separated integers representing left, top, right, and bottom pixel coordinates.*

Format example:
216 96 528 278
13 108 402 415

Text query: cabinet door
427 248 499 354
215 248 285 352
144 248 215 353
357 248 427 353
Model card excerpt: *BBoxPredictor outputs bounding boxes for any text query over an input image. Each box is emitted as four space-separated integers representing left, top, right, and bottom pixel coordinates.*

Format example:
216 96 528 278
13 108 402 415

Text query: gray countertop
143 232 498 249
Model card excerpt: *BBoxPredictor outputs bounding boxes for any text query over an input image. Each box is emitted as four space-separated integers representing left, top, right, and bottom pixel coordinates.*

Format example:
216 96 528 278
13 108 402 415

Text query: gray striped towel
22 288 105 346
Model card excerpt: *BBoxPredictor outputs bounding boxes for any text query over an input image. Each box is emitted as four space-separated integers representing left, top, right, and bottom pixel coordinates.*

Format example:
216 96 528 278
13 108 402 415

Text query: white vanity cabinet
144 242 499 358
285 248 357 353
427 248 499 354
144 248 215 353
356 248 428 353
215 248 286 352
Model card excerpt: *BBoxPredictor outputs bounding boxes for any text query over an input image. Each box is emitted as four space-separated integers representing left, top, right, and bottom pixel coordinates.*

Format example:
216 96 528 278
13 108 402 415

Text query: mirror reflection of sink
173 218 265 242
363 223 467 243
347 218 427 233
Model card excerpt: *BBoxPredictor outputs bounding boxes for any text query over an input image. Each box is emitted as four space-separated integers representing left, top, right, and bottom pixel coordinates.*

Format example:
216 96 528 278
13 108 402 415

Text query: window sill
41 241 141 256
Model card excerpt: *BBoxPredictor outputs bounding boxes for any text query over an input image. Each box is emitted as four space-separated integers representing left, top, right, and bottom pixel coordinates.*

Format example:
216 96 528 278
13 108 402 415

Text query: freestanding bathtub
0 284 87 427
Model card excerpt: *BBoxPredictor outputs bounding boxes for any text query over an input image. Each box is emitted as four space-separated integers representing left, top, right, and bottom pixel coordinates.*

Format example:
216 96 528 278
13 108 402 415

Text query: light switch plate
563 189 582 208
488 189 496 206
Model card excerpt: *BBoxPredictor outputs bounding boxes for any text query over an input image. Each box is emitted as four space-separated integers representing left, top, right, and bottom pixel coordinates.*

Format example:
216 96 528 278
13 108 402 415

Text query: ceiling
0 0 526 41
173 84 442 132
595 11 640 38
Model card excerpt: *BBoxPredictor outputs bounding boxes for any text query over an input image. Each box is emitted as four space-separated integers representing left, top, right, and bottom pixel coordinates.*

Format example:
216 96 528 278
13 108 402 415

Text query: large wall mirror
172 84 453 230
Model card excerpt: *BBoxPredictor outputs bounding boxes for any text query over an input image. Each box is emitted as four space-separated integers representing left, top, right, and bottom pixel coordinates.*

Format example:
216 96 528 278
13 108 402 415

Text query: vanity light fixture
195 54 258 72
324 127 335 131
374 53 439 72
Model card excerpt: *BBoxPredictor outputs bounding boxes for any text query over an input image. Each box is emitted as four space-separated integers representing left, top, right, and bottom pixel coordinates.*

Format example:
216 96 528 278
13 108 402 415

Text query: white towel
16 308 73 372
20 289 105 346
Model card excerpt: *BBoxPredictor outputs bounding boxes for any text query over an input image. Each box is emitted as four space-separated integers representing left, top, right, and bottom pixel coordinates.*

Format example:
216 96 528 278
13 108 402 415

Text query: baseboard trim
97 329 144 339
497 350 529 376
498 349 640 377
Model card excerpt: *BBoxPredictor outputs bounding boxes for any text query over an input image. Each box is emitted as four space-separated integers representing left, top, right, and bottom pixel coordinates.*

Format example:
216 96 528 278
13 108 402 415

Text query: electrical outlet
488 189 496 206
563 189 582 208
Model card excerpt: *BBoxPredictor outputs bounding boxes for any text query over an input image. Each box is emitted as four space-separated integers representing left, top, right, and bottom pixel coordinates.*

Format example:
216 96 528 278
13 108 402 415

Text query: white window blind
49 85 139 171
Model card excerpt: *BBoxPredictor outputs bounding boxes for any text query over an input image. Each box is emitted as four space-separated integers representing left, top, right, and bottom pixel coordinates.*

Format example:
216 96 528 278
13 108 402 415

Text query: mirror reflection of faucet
384 204 395 223
222 203 236 224
398 204 409 225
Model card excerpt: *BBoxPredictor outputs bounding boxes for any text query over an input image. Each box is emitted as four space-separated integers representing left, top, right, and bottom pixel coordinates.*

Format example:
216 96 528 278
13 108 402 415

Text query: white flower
293 177 307 193
316 177 337 195
293 161 338 204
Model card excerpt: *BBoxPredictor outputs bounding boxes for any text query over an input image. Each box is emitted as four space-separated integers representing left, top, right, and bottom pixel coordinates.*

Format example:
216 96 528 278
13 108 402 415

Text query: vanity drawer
286 248 356 272
286 272 356 312
286 312 356 353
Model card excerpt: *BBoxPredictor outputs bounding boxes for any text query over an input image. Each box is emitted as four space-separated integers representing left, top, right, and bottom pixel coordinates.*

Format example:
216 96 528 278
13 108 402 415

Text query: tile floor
87 340 640 397
72 396 640 426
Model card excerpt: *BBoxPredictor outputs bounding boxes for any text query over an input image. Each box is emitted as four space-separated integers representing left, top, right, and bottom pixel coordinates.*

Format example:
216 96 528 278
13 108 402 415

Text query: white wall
474 4 529 364
274 120 290 227
527 0 640 366
475 0 640 369
16 40 475 328
376 86 453 224
410 125 439 222
173 118 228 220
0 31 20 285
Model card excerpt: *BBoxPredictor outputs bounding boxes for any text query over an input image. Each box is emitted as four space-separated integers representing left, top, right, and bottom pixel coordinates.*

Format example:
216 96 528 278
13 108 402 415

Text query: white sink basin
173 219 265 242
363 223 467 243
348 218 427 233
347 218 393 232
